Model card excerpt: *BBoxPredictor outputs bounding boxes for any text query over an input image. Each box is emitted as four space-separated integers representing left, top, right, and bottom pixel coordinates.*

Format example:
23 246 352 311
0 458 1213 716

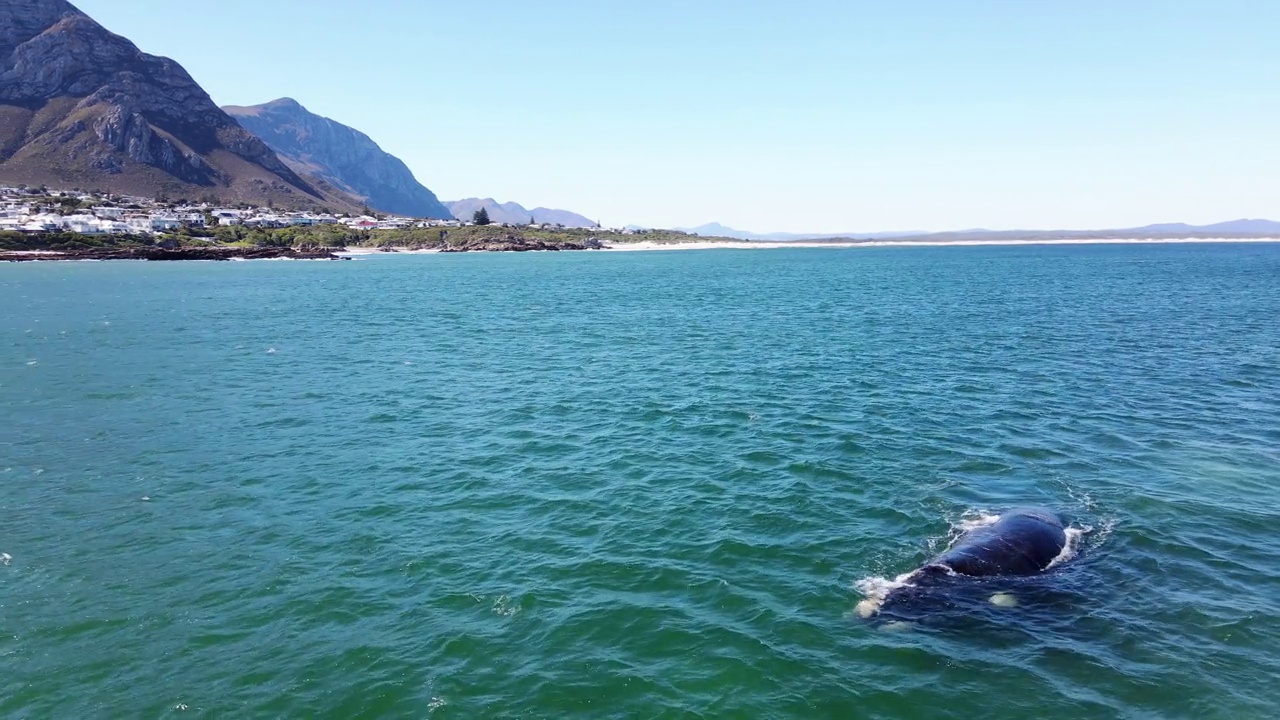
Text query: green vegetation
354 225 709 249
472 207 492 226
197 224 368 248
0 231 154 251
1 224 721 253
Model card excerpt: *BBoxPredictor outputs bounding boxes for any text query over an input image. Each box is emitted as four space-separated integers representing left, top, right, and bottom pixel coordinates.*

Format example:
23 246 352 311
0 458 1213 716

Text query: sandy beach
332 237 1280 256
601 237 1280 252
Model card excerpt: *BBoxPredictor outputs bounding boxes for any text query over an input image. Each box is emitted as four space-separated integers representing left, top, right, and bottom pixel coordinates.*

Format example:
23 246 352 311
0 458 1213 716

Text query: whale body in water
858 508 1072 619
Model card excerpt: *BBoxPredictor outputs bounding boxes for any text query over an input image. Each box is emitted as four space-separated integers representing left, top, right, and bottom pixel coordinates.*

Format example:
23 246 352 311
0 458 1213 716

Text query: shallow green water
2 245 1279 718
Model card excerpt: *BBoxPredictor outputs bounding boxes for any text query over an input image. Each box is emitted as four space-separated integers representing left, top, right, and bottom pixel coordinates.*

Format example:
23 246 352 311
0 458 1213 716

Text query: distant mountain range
677 223 923 241
878 219 1280 243
0 0 361 211
445 199 597 228
223 98 451 219
682 220 1280 242
1122 219 1280 235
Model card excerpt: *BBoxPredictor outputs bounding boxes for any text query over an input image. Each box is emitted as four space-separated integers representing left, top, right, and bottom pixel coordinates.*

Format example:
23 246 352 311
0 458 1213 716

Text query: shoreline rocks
435 235 603 253
1 236 613 262
0 247 345 262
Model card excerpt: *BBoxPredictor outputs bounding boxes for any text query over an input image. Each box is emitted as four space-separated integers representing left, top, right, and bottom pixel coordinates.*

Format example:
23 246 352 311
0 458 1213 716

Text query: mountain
677 222 923 241
223 98 450 219
678 219 1280 242
856 219 1280 243
1130 219 1280 235
680 222 754 239
445 198 597 227
0 0 359 209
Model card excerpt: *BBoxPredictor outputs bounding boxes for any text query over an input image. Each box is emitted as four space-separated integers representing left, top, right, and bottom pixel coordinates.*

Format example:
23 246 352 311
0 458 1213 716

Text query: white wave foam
1065 485 1098 512
853 571 918 618
954 511 1001 534
1 553 12 566
929 511 1000 552
492 594 521 618
1046 525 1088 570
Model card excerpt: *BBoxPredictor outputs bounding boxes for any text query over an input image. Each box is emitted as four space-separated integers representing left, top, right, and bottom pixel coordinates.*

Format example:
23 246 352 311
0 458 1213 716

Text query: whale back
932 508 1067 577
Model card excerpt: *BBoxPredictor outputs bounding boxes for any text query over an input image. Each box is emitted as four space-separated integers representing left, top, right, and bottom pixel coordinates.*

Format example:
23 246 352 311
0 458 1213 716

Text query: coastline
0 247 345 262
5 236 1279 263
600 237 1280 252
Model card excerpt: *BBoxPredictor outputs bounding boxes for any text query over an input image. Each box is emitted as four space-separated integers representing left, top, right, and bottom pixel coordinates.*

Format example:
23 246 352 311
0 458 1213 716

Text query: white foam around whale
854 571 919 619
1047 526 1088 570
954 512 1001 534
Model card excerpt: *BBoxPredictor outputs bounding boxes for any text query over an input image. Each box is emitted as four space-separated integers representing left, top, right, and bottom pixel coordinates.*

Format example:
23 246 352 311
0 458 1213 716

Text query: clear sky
74 0 1280 232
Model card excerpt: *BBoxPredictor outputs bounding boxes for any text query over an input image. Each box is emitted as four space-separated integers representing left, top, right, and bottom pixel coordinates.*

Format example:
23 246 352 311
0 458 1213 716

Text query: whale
857 508 1071 620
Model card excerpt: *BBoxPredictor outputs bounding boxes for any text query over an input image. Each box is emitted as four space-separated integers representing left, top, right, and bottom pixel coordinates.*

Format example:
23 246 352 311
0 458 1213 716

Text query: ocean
3 244 1278 718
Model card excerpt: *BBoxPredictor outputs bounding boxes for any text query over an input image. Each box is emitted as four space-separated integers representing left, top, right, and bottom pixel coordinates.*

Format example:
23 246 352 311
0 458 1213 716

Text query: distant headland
3 184 1278 262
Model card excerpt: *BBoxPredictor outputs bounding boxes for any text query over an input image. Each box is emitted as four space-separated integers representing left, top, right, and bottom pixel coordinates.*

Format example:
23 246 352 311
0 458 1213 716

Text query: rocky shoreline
1 236 609 262
0 247 346 262
433 237 599 253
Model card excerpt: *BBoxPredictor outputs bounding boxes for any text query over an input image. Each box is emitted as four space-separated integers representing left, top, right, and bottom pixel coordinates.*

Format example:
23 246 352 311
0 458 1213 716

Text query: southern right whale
857 508 1072 619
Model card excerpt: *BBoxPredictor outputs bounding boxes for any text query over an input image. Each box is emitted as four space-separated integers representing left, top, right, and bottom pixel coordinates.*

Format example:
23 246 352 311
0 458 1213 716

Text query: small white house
126 216 154 234
344 216 380 230
150 214 183 231
63 214 103 234
22 213 63 232
209 209 244 226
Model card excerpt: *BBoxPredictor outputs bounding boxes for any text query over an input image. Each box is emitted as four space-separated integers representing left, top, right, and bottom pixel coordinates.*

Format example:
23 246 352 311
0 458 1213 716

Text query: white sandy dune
329 237 1280 256
603 237 1280 252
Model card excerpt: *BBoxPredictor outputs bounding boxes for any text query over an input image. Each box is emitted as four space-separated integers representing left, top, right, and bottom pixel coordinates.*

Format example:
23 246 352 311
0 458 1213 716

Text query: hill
224 98 451 219
677 222 924 241
872 219 1280 243
678 219 1280 242
0 0 360 210
445 198 597 227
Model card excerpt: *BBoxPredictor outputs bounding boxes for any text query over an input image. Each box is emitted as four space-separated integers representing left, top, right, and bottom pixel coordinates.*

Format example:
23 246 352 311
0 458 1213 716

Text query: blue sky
75 0 1280 232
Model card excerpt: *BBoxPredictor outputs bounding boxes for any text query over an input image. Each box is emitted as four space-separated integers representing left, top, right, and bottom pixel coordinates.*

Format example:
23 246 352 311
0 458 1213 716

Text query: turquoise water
3 245 1279 718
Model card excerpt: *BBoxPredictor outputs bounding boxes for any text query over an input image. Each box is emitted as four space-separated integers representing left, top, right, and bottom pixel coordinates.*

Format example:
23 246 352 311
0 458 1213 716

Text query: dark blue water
3 244 1279 718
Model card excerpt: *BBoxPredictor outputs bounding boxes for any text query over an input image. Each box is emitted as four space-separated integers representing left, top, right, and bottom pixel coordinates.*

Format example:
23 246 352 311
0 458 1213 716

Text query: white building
21 213 62 232
63 214 102 234
150 214 183 231
211 209 244 226
126 216 154 234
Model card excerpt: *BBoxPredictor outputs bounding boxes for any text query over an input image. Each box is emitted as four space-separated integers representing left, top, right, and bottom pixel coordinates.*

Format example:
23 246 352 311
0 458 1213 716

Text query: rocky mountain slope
224 98 450 219
0 0 359 210
445 198 596 227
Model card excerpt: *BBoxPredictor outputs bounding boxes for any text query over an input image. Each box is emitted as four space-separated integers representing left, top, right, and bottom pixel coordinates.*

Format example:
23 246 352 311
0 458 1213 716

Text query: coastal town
0 185 644 236
0 185 708 260
0 185 471 235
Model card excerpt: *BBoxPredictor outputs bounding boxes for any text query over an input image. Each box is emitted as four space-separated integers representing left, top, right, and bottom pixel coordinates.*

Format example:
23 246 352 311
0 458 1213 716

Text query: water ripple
2 245 1279 718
